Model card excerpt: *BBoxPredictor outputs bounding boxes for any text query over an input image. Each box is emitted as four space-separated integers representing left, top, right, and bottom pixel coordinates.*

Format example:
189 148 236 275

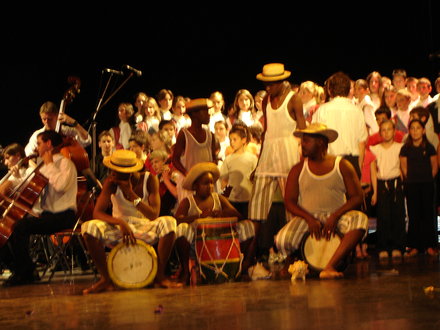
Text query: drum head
107 240 158 289
301 233 341 272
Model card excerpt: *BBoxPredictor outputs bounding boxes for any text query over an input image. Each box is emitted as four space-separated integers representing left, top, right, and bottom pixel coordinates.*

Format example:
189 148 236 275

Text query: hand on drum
119 221 136 245
307 218 323 240
322 213 338 240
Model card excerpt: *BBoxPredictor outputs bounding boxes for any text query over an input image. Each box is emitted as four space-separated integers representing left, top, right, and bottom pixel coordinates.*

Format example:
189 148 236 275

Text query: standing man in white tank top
247 63 306 279
274 123 369 279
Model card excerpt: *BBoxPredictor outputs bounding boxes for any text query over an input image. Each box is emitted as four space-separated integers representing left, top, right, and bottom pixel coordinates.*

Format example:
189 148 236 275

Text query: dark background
1 2 439 150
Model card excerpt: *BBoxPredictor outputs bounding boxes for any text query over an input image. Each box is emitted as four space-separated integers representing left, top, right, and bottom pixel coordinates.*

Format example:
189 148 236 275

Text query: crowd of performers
0 63 439 293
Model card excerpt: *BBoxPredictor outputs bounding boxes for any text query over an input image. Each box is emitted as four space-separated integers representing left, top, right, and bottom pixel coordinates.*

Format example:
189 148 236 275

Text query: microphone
103 68 124 75
124 65 142 77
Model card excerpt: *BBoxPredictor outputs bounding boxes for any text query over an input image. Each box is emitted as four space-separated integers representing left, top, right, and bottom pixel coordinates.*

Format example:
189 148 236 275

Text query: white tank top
187 192 222 217
255 90 300 177
111 172 150 220
180 127 213 172
298 157 346 214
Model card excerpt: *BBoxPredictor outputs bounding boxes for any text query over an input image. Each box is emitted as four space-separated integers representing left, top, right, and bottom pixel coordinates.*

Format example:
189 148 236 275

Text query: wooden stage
1 253 440 329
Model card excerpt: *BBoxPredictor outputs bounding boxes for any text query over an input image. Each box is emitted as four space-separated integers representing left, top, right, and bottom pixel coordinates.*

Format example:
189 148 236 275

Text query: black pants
405 181 438 251
376 178 406 252
6 209 76 276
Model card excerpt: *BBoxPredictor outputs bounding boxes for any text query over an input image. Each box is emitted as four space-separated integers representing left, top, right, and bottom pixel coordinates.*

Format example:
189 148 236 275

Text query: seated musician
274 123 369 279
174 162 255 285
2 130 78 286
24 101 91 156
81 150 181 294
0 143 34 196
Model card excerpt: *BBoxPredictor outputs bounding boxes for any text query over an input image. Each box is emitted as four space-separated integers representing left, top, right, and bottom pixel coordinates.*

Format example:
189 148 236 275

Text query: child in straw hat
174 162 256 284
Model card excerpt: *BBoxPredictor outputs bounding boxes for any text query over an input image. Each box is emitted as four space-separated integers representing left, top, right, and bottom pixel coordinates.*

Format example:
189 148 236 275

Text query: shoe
391 250 402 258
248 262 271 281
378 251 389 259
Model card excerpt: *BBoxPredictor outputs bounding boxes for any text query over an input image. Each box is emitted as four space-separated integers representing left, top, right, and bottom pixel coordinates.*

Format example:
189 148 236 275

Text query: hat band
262 71 286 77
110 159 137 168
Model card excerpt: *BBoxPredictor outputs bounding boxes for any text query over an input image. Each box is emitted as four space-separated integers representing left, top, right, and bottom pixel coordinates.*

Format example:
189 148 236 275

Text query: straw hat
185 98 214 113
182 162 220 190
103 150 144 173
256 63 291 82
293 123 338 143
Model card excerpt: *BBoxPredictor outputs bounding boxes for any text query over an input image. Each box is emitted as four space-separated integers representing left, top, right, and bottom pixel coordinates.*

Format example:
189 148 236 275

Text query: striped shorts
274 210 369 257
176 219 255 244
81 216 177 248
248 176 291 222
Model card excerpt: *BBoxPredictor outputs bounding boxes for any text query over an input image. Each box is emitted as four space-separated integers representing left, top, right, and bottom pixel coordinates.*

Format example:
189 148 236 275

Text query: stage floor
1 253 440 329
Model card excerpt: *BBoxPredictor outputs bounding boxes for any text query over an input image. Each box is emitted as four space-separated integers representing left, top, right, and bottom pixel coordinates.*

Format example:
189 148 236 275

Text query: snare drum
195 217 243 284
300 232 345 273
107 240 158 289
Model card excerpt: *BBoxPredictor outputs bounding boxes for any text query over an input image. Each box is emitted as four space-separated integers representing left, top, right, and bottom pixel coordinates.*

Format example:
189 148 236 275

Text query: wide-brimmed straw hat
293 123 338 143
256 63 291 82
185 98 214 113
103 150 144 173
182 162 220 190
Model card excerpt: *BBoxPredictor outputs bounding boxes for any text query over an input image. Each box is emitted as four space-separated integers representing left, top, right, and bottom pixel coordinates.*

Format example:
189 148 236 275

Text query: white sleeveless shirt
298 156 346 214
255 91 300 177
111 172 150 221
180 127 213 172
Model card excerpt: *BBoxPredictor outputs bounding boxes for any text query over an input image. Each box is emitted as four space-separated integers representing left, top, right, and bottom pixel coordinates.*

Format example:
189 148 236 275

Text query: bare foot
83 278 116 295
319 269 344 279
155 277 183 289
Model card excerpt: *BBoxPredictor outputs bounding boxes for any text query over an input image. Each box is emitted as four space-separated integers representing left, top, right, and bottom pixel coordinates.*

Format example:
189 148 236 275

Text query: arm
323 159 364 238
431 155 438 178
211 132 220 165
370 159 378 206
284 160 323 238
171 130 187 176
218 194 243 220
358 141 366 174
40 154 77 193
288 93 306 129
161 167 178 198
400 156 408 179
174 198 199 224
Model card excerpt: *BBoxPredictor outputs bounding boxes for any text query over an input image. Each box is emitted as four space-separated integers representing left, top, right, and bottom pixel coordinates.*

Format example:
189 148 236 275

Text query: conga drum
300 232 348 273
107 240 158 289
195 217 243 284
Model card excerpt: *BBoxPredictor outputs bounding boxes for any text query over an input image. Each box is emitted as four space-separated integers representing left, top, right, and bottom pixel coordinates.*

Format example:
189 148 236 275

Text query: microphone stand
88 72 135 173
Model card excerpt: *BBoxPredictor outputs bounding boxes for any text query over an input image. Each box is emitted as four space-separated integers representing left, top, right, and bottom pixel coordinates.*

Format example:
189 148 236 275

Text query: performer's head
294 123 338 160
36 130 64 157
39 101 59 130
3 143 26 169
182 162 220 198
103 149 144 181
257 63 291 96
185 98 212 125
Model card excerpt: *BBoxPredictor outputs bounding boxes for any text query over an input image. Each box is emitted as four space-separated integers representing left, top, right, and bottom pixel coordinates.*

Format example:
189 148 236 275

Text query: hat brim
182 162 220 190
293 129 338 143
256 71 291 82
103 156 144 173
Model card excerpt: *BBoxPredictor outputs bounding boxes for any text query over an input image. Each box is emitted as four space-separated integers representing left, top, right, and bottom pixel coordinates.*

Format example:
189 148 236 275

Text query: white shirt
36 153 78 214
312 97 368 156
370 142 403 180
220 151 257 202
357 95 379 135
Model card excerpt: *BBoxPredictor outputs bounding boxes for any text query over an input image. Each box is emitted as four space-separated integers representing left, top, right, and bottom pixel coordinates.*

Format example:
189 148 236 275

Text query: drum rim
195 217 238 225
107 239 158 289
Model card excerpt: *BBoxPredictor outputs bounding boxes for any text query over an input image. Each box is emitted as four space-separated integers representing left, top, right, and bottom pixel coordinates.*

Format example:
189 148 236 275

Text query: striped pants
248 176 291 222
81 216 177 248
274 210 369 258
176 219 255 244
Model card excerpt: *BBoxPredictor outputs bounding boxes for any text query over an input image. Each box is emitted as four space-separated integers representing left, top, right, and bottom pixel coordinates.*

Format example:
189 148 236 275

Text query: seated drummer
274 123 369 279
81 150 181 294
174 162 255 285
